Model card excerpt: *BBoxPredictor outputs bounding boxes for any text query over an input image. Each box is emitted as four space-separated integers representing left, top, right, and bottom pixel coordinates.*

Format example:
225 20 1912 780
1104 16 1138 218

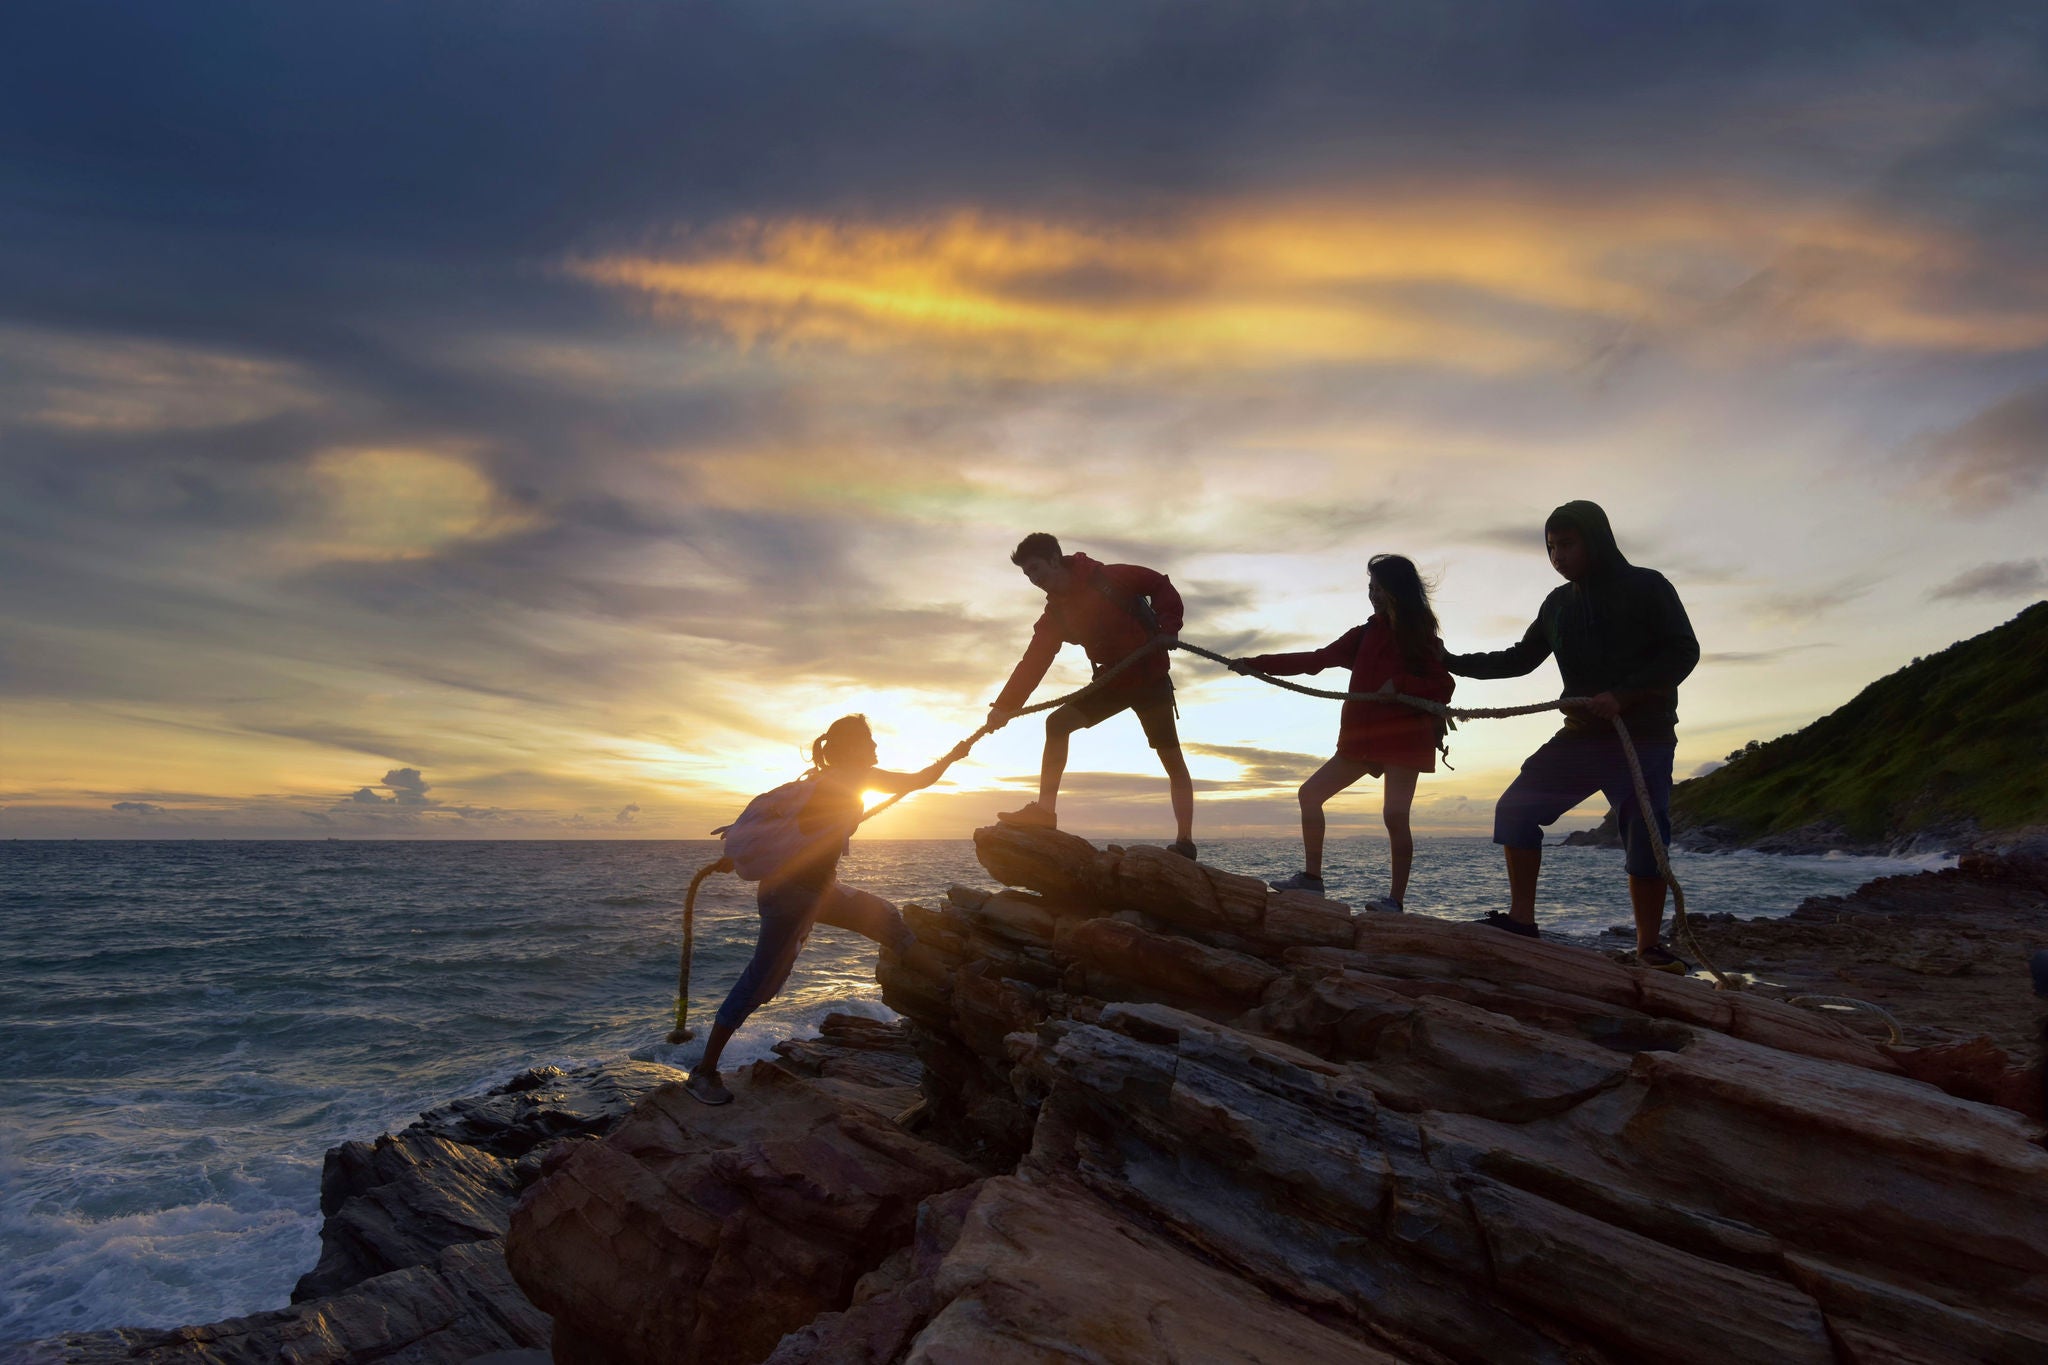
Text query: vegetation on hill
1670 600 2048 844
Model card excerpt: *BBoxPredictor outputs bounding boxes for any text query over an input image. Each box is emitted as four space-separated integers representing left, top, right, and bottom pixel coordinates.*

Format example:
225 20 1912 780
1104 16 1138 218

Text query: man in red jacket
986 533 1196 857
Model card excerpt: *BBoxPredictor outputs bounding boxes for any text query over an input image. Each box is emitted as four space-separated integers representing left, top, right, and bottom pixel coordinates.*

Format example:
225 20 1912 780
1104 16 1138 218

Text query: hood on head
1544 500 1626 572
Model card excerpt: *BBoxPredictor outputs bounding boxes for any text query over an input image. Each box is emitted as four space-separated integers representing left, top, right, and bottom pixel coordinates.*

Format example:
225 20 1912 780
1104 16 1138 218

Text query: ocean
0 835 1950 1344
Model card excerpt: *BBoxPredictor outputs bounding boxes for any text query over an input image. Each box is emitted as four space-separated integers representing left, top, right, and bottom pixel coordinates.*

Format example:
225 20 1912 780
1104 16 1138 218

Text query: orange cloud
571 192 2048 380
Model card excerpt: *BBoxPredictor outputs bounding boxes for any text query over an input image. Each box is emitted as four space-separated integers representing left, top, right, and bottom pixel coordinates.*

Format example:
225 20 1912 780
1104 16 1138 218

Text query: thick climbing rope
1788 995 1905 1046
665 638 1172 1042
1170 639 1733 989
672 630 1923 1043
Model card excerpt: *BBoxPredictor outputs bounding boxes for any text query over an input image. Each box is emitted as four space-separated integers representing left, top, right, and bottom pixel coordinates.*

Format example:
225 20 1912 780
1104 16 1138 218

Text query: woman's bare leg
816 885 916 955
1381 766 1419 903
1298 755 1376 877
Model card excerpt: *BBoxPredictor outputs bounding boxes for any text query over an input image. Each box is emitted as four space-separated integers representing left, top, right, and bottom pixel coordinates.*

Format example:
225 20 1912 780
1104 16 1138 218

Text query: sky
3 1 2045 841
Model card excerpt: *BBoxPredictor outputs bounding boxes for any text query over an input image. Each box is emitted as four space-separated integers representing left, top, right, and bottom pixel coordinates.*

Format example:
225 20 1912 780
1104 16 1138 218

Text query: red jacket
1241 616 1454 770
994 554 1184 711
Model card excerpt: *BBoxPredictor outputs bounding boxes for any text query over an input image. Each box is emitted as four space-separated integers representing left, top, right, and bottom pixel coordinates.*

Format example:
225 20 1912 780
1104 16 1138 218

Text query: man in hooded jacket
1445 501 1699 969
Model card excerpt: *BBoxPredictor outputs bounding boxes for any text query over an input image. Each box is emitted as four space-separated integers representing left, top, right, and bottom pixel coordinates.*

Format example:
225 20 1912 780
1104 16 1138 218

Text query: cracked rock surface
504 825 2048 1365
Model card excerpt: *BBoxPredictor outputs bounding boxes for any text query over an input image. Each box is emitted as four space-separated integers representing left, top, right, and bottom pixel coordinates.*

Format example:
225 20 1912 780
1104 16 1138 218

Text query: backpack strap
1089 563 1160 634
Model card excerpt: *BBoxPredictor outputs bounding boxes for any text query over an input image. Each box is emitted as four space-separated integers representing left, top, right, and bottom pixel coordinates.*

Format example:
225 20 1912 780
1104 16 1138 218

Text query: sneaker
1481 911 1541 939
997 801 1057 829
1166 839 1198 860
1635 944 1690 974
684 1068 733 1106
1362 896 1405 914
1269 871 1325 893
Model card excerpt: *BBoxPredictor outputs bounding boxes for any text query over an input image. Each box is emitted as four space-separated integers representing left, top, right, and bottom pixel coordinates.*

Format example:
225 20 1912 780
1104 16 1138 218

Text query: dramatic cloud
110 800 163 815
4 2 2045 837
1928 558 2048 601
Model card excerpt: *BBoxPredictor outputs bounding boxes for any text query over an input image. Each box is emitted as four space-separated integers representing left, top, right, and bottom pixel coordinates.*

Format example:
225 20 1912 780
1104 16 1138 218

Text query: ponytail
808 714 872 775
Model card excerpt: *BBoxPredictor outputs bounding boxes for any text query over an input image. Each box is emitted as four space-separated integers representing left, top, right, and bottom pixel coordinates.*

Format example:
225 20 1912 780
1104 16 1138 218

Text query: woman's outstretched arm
866 741 975 795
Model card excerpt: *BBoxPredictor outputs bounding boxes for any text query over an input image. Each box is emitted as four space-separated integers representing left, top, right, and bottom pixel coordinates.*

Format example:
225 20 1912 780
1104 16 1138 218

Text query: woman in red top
1235 554 1453 910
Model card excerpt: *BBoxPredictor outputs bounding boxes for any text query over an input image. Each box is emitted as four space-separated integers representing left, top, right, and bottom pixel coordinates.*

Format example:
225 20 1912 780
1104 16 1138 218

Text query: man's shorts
1051 675 1179 749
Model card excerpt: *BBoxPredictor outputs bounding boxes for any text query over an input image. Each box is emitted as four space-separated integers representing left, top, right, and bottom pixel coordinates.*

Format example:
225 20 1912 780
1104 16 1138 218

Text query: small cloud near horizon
1928 559 2046 601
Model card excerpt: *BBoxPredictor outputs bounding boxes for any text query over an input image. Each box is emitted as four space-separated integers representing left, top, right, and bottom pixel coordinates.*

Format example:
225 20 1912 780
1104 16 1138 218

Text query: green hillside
1671 600 2048 844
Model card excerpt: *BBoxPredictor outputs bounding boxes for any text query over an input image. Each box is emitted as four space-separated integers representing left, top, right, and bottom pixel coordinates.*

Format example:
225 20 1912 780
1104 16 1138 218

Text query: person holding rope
685 715 969 1105
985 533 1197 858
1232 554 1453 911
1444 500 1699 969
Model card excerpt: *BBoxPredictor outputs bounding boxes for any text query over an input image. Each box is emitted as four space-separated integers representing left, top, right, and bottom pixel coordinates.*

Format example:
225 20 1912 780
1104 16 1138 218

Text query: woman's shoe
1269 871 1325 893
1634 944 1690 974
1362 895 1405 914
684 1068 733 1105
1166 839 1198 860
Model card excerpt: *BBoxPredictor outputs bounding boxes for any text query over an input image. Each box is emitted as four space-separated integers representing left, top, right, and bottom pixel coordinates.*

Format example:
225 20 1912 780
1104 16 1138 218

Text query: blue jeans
1494 731 1675 878
713 879 915 1033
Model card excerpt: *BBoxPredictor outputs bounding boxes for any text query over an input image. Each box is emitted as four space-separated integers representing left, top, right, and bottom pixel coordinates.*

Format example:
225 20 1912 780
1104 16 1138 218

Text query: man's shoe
1482 910 1540 939
1635 944 1689 974
1269 871 1325 893
684 1068 733 1106
1166 839 1198 860
997 801 1057 829
1362 895 1405 914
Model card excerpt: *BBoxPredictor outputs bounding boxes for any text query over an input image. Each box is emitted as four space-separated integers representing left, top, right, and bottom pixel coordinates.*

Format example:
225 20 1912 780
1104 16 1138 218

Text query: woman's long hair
809 714 872 773
1368 554 1441 671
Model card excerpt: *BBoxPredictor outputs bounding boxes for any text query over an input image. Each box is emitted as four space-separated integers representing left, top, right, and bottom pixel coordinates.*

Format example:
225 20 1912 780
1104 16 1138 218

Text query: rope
1788 994 1905 1046
1171 639 1733 989
667 858 730 1044
668 628 1772 1043
666 639 1173 1042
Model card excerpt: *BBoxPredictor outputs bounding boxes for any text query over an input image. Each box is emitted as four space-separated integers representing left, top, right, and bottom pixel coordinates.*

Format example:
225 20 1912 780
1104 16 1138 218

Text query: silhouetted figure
1444 501 1699 968
1236 554 1454 911
986 533 1195 857
686 716 966 1105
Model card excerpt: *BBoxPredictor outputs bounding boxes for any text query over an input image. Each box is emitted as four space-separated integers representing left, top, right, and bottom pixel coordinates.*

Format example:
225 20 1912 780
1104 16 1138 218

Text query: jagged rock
293 1060 678 1301
503 1062 980 1365
28 1238 549 1365
25 1060 678 1365
123 824 2045 1365
766 1174 1417 1364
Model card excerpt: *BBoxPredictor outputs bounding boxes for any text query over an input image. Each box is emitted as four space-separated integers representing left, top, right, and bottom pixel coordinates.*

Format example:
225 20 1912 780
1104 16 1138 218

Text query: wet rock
30 1238 549 1365
293 1059 678 1301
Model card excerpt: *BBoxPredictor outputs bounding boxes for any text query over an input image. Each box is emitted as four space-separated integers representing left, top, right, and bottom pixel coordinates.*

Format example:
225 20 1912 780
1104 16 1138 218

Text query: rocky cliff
506 827 2048 1365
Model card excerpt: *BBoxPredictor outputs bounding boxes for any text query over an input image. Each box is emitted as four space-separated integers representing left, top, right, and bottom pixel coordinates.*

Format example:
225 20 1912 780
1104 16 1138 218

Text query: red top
1241 616 1454 771
994 553 1184 712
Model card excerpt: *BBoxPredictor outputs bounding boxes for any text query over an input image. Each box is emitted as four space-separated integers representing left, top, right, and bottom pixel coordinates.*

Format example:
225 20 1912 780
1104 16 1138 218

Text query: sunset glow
4 4 2044 840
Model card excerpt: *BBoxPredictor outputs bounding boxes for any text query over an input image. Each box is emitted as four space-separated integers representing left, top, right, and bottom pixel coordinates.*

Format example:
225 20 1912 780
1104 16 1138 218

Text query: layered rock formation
508 826 2048 1365
28 1061 678 1365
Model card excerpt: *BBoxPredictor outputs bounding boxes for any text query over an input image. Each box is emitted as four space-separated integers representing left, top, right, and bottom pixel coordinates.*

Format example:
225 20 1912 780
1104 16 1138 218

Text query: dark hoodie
1444 501 1699 742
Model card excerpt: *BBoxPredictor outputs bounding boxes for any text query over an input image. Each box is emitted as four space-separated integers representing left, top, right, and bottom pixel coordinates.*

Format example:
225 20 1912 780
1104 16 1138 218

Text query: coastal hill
1673 600 2048 852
